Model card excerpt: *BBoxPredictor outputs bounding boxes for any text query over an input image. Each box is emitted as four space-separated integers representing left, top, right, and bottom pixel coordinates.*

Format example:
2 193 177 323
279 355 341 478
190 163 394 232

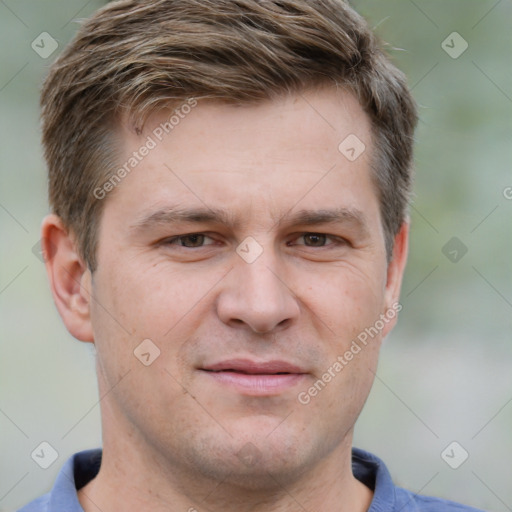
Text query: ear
41 214 94 343
381 222 409 336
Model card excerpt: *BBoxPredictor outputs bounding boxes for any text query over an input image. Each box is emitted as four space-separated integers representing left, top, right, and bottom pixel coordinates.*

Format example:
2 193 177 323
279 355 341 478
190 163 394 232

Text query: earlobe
41 214 94 343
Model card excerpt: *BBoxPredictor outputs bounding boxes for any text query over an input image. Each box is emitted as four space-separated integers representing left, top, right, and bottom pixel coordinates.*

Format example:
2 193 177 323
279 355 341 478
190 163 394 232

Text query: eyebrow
129 206 369 237
129 206 236 234
276 207 369 237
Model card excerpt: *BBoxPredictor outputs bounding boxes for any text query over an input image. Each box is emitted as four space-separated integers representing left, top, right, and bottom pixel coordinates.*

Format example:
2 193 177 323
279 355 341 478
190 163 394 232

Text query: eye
291 233 344 247
164 233 215 248
301 233 328 247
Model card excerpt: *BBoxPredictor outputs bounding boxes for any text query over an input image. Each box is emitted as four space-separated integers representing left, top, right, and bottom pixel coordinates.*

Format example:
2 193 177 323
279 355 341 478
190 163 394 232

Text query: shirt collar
352 447 396 511
47 449 101 512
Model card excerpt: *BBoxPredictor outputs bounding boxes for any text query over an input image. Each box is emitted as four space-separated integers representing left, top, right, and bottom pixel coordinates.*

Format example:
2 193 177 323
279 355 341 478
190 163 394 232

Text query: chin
197 446 310 491
184 423 325 490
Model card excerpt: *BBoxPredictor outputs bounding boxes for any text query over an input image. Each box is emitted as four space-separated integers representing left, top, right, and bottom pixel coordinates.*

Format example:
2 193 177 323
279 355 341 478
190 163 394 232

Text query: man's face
86 87 405 486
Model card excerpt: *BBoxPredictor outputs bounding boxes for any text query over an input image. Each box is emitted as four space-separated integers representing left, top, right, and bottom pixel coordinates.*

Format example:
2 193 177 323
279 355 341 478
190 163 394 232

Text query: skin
43 86 408 512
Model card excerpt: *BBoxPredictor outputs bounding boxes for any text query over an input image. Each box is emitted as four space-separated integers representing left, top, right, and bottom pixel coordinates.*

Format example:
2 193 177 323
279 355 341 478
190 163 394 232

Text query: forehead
107 87 379 230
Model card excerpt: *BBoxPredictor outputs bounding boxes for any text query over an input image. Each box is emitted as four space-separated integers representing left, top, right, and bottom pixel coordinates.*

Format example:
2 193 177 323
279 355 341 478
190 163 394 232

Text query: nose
216 249 300 334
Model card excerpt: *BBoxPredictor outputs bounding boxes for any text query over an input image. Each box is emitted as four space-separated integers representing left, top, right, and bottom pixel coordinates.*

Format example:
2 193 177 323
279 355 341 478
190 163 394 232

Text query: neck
78 428 372 512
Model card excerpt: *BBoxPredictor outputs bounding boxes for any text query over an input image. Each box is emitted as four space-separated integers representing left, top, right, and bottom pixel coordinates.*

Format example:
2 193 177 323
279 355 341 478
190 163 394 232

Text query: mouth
199 359 308 395
202 358 305 374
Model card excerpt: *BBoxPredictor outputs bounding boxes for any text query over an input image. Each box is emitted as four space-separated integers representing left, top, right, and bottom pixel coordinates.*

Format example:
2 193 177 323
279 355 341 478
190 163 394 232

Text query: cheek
299 264 386 343
307 267 388 418
90 258 227 382
97 258 203 336
89 263 197 426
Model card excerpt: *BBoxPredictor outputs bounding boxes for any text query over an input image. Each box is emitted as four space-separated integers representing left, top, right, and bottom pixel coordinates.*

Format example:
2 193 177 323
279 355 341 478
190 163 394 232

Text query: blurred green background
1 1 511 510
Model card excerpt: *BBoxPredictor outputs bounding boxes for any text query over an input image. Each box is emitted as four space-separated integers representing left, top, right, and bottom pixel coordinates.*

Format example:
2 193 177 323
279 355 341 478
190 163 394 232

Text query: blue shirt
18 447 485 511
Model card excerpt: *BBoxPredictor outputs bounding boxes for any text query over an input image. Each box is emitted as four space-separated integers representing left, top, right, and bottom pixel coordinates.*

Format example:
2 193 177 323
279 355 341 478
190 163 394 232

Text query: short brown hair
41 0 417 271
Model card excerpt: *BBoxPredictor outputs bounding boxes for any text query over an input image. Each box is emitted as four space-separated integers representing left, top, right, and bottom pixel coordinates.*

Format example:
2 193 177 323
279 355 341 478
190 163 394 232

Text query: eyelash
162 232 348 249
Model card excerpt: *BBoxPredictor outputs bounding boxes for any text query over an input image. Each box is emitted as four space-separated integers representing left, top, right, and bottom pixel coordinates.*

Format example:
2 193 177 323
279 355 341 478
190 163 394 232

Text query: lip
200 358 308 396
202 358 305 374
